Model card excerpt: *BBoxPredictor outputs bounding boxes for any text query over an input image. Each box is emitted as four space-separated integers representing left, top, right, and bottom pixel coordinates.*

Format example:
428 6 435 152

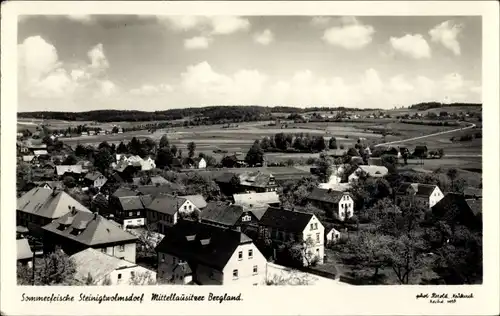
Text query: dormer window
70 228 82 236
200 238 211 246
186 234 196 241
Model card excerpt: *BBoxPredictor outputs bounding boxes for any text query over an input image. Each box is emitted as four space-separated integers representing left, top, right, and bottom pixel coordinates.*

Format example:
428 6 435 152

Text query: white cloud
429 20 463 56
389 75 414 92
310 16 332 27
362 68 383 95
322 18 374 50
87 43 110 71
184 36 212 50
389 34 431 59
99 80 117 97
210 16 250 35
18 36 61 85
254 29 274 45
130 84 174 96
161 16 250 35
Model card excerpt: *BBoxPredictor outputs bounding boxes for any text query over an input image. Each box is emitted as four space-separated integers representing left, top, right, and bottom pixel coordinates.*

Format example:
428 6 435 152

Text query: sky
17 15 482 112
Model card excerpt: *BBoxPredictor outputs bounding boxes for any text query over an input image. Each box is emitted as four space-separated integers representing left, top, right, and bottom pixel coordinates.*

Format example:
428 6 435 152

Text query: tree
447 168 458 191
98 141 111 150
159 135 170 149
128 271 157 285
63 176 76 188
155 148 174 169
221 155 238 168
385 233 427 284
34 248 77 285
347 147 359 157
142 138 157 156
274 133 288 151
128 137 145 157
329 137 338 149
62 154 77 165
315 154 334 183
170 145 178 157
187 141 196 158
117 141 128 154
94 148 114 173
245 141 264 166
75 144 87 157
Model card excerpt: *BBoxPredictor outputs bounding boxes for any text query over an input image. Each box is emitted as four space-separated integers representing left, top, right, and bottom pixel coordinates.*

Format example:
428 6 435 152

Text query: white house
193 157 207 169
71 248 156 285
140 156 156 171
325 228 341 244
348 165 388 183
83 171 107 189
396 182 444 208
307 188 354 221
146 195 198 234
155 221 267 285
259 207 325 266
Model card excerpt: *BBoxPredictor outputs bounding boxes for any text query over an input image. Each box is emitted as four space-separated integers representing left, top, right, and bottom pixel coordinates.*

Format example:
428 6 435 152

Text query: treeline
257 133 327 153
400 120 461 127
408 102 482 111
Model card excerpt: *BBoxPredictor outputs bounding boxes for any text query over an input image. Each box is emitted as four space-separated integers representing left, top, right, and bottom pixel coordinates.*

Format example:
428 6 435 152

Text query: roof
414 145 428 150
307 187 348 204
17 187 91 219
464 187 482 198
17 238 33 261
200 202 245 227
432 193 481 226
259 207 314 232
239 171 275 188
214 172 236 184
112 187 138 198
242 204 268 220
56 165 83 176
33 181 64 190
118 195 153 211
180 195 207 209
367 157 384 166
149 176 169 186
43 210 137 246
155 220 253 271
147 195 187 215
465 198 482 216
22 155 35 162
85 171 105 181
136 185 178 198
396 182 437 197
350 165 388 178
33 150 49 156
233 192 280 206
70 248 137 284
110 173 124 183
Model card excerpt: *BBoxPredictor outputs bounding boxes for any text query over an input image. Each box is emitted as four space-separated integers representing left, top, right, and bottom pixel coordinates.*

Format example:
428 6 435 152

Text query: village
16 117 482 286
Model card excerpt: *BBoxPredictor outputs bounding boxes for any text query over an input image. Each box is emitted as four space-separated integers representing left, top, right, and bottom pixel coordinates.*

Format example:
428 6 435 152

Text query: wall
178 200 197 215
95 176 107 188
195 264 224 285
302 215 325 265
123 218 145 229
97 242 136 263
222 243 267 285
429 187 444 208
100 265 156 285
337 195 354 221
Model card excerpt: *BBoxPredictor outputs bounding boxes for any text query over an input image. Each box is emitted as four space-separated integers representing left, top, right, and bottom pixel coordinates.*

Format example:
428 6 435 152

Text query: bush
339 144 345 149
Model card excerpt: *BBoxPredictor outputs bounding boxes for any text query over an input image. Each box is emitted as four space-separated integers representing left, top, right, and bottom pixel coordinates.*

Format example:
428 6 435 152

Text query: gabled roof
350 165 388 178
432 193 481 227
56 165 83 176
147 195 187 215
465 198 482 216
200 202 245 227
111 187 138 198
17 187 91 219
239 171 275 188
22 155 35 162
242 204 268 220
180 195 207 209
42 210 137 246
259 207 314 232
396 182 438 197
85 171 106 181
33 150 49 156
70 248 138 284
307 187 348 204
136 185 179 198
155 220 253 271
33 181 64 190
149 176 169 186
464 187 482 198
233 192 280 206
117 195 153 211
17 238 33 261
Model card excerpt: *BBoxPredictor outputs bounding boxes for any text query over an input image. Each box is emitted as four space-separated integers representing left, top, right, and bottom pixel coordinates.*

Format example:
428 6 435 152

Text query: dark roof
432 193 481 227
43 210 137 246
214 172 236 184
259 207 314 232
136 185 178 198
117 195 153 211
414 145 428 151
307 188 348 204
465 199 482 216
111 187 138 198
111 173 125 183
464 187 482 198
396 182 437 197
239 171 275 188
155 220 252 271
147 195 187 215
17 187 91 219
149 176 169 186
200 202 245 227
85 171 105 181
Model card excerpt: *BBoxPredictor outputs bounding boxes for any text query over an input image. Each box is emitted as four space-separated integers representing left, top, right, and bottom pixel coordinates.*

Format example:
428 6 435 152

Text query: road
374 122 477 147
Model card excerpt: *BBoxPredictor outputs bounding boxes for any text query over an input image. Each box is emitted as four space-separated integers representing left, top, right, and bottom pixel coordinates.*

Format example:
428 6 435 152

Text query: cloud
18 36 116 101
389 34 431 59
160 16 250 35
429 20 463 56
442 72 465 91
310 16 332 27
253 29 274 45
389 75 414 92
184 36 212 50
130 84 174 96
322 18 374 49
210 16 250 35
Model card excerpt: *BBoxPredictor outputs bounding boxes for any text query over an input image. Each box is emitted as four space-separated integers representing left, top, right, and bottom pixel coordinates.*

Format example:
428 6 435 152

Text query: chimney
71 206 77 215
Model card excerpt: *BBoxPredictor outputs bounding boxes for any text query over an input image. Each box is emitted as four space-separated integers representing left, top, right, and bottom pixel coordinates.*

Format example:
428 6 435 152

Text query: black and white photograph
2 1 499 315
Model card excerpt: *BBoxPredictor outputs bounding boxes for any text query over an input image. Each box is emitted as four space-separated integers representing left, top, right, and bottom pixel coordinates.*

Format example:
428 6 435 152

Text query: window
310 223 314 230
242 215 251 222
128 212 132 217
101 248 106 253
248 249 253 258
189 205 192 210
307 234 311 241
119 245 125 252
118 273 122 280
137 211 140 216
238 251 243 260
316 233 320 243
131 271 135 278
233 269 238 279
253 265 258 275
184 205 187 210
314 223 318 230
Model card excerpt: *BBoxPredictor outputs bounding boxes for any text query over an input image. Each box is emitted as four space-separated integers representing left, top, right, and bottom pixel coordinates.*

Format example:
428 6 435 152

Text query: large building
307 188 354 221
396 182 444 208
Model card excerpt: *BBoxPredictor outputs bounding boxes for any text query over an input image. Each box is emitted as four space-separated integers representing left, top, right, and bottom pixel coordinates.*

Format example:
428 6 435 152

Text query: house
70 248 156 285
155 220 267 285
413 145 428 158
214 172 239 195
140 156 156 171
42 209 138 262
33 150 49 158
22 155 35 163
180 195 208 210
325 228 341 244
396 182 444 208
111 187 138 198
307 188 354 221
233 192 281 207
118 128 123 134
17 187 92 234
88 130 96 136
463 187 482 199
200 202 260 231
193 157 207 169
81 132 88 136
108 194 153 229
258 207 325 266
146 195 198 234
239 171 278 193
136 184 179 199
348 165 388 182
17 238 34 268
83 171 108 189
431 193 482 231
56 165 83 178
33 181 64 191
148 175 169 186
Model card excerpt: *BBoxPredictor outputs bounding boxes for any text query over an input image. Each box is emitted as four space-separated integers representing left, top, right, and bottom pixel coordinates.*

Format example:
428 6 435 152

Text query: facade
42 209 138 262
155 221 267 285
233 192 281 207
258 207 325 266
83 171 108 189
307 188 354 221
325 228 341 244
56 165 84 178
396 182 444 208
108 195 153 229
348 165 388 182
146 195 197 234
239 171 278 193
